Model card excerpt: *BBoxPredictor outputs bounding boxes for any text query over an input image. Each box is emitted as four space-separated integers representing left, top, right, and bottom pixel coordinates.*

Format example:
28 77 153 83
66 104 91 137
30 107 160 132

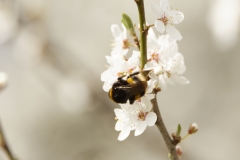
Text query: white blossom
111 24 130 56
151 0 184 40
146 32 189 90
114 97 157 141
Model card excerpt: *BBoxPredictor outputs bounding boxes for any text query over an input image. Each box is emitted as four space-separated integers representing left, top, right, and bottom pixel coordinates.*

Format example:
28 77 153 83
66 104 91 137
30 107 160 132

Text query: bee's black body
108 72 148 104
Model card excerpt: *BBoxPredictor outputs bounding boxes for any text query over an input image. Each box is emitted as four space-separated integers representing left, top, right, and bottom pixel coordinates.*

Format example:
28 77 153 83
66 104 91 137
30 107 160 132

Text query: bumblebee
108 71 149 104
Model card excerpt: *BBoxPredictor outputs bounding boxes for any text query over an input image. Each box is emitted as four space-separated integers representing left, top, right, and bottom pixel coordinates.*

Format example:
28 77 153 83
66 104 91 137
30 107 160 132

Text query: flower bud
0 72 8 90
176 145 183 156
188 123 198 134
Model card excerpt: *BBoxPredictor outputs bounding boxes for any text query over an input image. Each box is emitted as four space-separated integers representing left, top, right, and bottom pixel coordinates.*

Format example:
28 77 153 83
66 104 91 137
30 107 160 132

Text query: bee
108 71 150 104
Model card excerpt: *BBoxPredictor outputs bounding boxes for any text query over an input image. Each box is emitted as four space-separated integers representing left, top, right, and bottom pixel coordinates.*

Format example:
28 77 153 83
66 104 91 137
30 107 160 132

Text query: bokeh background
0 0 239 160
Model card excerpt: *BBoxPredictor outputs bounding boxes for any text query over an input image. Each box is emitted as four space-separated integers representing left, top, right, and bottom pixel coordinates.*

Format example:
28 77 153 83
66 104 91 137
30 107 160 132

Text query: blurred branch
151 91 179 160
0 121 15 160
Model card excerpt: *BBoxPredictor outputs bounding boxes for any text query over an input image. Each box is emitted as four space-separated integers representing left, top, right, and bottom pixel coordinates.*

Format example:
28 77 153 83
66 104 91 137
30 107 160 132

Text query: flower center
151 52 159 63
127 67 135 74
159 15 168 25
138 111 147 121
122 39 130 49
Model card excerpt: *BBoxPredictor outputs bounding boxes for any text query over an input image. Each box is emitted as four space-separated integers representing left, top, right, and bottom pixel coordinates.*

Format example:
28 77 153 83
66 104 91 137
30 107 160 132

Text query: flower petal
115 121 122 131
160 0 170 13
146 112 157 126
111 24 122 41
151 2 163 17
118 129 130 141
155 20 165 33
141 97 152 112
166 25 182 40
168 10 184 24
135 121 147 136
159 75 167 90
171 75 190 85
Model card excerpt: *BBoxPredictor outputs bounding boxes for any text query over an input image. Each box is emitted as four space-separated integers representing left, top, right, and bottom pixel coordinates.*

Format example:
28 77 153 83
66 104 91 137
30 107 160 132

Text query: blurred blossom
0 72 8 90
176 145 183 156
0 4 17 44
207 0 240 51
14 28 46 66
17 0 45 20
57 79 90 114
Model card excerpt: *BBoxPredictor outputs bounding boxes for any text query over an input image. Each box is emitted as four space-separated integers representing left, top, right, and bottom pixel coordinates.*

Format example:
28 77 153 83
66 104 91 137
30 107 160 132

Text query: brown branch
151 92 179 160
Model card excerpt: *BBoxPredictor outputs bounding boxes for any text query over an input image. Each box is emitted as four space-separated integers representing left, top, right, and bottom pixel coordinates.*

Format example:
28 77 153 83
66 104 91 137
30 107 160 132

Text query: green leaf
121 13 136 36
176 124 181 137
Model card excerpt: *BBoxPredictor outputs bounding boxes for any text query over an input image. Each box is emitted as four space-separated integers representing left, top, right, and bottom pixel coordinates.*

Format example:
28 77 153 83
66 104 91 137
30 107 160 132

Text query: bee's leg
140 90 145 97
127 71 140 78
129 96 136 104
117 76 128 85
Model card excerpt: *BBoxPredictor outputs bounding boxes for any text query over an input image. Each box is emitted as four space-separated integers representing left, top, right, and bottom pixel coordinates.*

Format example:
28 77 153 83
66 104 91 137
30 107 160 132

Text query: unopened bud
121 13 135 36
176 145 183 156
0 72 8 90
188 123 198 134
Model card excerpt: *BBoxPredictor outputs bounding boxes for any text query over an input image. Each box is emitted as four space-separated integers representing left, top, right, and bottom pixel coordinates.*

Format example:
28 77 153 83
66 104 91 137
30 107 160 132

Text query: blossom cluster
101 0 188 141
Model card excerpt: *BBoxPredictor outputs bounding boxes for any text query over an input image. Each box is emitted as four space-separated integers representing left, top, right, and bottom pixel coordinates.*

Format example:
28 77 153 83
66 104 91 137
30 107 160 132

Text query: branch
135 0 147 70
151 92 179 160
0 121 15 160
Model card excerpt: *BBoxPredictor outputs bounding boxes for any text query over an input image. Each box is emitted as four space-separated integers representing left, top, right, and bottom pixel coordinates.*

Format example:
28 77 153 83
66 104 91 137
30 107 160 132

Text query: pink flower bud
176 145 183 156
188 123 198 134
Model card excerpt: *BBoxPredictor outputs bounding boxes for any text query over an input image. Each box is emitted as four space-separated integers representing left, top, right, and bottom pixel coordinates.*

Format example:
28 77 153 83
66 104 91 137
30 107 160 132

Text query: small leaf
122 13 136 36
176 124 181 137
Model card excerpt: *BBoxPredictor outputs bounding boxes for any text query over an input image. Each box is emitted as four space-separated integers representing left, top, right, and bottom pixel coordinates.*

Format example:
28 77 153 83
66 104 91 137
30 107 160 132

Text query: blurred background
0 0 239 160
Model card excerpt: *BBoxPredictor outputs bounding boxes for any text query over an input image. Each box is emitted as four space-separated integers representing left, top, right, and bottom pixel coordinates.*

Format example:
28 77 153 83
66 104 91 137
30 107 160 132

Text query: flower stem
151 92 179 160
181 133 190 141
0 121 15 160
135 0 147 70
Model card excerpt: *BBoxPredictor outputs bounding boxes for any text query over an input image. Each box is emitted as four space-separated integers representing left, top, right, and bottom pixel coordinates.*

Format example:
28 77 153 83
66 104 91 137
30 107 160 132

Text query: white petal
111 46 123 56
121 23 128 39
151 2 163 17
148 27 157 42
159 75 167 90
114 109 125 119
135 121 147 136
111 24 122 41
141 97 152 112
127 51 140 68
166 25 182 40
102 77 117 92
155 20 165 33
160 0 170 13
146 112 157 126
118 129 130 141
168 10 184 24
171 75 190 85
100 70 109 81
146 79 156 94
115 121 122 131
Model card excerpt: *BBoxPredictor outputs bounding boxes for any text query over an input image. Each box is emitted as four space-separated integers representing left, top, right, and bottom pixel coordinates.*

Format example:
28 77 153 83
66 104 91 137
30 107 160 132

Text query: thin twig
151 92 179 160
0 121 15 160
